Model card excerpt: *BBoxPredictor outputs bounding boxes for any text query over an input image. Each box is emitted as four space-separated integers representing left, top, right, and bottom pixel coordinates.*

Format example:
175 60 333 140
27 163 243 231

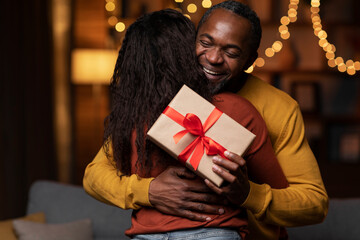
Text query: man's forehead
197 9 252 46
199 9 250 32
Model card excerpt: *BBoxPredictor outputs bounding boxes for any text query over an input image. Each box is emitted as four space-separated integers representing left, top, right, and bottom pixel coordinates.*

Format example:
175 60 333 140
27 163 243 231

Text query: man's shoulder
239 75 298 111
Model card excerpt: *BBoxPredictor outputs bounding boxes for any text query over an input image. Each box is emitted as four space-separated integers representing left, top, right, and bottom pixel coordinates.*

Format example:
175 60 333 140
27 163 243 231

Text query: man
83 1 328 239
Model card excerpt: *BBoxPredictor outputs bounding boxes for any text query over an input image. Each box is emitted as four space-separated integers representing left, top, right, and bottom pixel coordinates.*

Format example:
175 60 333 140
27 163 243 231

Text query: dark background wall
0 1 57 220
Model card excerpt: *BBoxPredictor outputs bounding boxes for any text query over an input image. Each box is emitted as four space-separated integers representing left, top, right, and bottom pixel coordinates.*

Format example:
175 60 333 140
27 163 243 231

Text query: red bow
163 106 227 170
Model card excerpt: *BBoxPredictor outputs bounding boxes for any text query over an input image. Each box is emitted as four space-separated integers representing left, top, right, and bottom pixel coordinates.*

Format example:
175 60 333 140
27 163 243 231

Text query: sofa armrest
27 180 132 240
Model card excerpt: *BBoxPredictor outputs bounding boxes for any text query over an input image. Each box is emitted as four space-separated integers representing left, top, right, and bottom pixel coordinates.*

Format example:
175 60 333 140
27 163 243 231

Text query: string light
105 0 127 33
106 0 358 75
183 14 191 19
310 0 359 75
115 22 126 32
202 0 212 8
173 0 212 19
105 2 115 12
108 16 118 26
187 3 197 13
246 0 299 73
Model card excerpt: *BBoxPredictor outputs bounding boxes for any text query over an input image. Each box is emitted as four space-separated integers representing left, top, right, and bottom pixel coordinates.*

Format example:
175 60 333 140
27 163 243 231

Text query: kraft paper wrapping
147 85 256 187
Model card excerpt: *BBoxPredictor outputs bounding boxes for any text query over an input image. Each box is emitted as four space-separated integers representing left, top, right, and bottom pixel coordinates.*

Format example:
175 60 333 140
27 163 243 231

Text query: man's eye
200 40 211 47
225 51 240 58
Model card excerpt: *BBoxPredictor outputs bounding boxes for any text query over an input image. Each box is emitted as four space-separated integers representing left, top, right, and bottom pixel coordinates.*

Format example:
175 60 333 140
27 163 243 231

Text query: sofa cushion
13 218 92 240
0 212 45 240
27 180 132 240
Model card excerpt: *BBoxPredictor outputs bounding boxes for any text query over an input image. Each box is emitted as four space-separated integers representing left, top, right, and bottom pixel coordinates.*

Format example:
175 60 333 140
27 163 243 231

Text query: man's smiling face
196 8 256 90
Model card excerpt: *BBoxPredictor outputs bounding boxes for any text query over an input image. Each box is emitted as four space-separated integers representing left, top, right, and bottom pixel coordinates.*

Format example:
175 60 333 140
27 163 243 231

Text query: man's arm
236 75 329 227
83 148 153 209
239 106 328 227
83 147 226 220
84 96 328 228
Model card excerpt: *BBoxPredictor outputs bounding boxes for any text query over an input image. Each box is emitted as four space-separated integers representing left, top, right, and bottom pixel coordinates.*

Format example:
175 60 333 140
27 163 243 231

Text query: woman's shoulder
212 92 265 130
213 92 258 115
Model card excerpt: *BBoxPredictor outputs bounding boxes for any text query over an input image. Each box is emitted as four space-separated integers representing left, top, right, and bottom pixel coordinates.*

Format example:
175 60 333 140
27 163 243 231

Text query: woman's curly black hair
103 9 212 177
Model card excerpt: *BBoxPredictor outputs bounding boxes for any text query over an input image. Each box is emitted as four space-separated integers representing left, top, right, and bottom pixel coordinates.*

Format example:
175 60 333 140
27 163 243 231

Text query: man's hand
204 151 250 206
149 166 226 221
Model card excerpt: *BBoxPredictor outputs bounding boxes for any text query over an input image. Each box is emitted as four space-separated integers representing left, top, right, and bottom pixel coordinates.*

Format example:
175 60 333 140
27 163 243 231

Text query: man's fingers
212 164 237 183
182 201 225 215
155 205 211 222
224 151 246 166
171 166 197 179
179 209 212 222
212 156 238 172
204 179 223 195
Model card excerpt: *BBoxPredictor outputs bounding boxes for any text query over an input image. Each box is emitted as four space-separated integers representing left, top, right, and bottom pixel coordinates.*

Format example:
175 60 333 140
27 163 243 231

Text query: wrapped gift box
147 85 256 187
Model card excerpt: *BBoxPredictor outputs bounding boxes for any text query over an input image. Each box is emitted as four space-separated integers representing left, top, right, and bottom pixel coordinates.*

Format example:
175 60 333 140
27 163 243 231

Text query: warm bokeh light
279 25 288 34
288 9 297 18
71 49 118 84
338 63 347 72
183 14 191 19
105 2 115 12
347 67 356 75
328 59 336 68
244 65 254 73
265 48 275 57
355 61 360 70
326 52 335 60
170 0 358 74
272 41 283 52
108 16 118 26
187 4 197 13
318 39 327 47
115 22 126 32
318 30 327 39
246 0 299 72
324 44 333 52
280 32 290 40
280 16 290 25
289 16 297 22
311 7 319 13
255 57 265 67
346 60 354 67
335 57 344 65
310 0 359 75
202 0 212 8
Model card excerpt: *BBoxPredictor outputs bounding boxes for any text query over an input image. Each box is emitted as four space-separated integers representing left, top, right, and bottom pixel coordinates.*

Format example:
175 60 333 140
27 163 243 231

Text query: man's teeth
203 67 221 75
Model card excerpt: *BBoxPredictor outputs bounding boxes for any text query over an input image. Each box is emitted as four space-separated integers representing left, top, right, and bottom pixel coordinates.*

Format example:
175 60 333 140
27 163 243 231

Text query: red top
125 92 288 238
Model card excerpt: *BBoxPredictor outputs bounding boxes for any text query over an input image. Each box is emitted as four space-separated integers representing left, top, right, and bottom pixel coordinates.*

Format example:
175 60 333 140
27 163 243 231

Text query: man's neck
221 72 249 94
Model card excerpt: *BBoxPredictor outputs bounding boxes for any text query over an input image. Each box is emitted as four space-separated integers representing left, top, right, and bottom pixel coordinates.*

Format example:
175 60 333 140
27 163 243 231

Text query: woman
102 9 287 240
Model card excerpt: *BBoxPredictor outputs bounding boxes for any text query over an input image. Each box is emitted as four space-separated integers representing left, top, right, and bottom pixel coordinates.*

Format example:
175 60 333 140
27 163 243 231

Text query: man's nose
205 48 224 65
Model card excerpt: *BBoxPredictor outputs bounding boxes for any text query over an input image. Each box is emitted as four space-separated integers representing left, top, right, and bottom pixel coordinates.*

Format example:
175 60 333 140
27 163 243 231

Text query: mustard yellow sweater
83 75 328 240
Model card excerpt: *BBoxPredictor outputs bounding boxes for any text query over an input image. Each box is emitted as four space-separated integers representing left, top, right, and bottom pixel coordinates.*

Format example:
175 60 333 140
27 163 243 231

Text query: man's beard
210 79 230 94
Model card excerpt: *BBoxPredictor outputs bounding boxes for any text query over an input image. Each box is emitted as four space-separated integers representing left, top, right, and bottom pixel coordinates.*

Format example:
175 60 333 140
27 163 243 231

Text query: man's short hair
197 0 262 54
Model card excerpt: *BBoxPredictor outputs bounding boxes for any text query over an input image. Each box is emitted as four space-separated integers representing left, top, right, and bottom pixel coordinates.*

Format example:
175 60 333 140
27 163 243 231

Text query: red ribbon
163 106 227 170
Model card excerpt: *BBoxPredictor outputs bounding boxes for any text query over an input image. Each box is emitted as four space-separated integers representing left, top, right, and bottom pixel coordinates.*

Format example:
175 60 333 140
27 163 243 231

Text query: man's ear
244 52 258 70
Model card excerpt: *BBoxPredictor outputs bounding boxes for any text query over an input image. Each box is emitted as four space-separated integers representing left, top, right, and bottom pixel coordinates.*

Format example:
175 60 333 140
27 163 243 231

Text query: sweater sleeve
241 105 328 227
83 147 154 209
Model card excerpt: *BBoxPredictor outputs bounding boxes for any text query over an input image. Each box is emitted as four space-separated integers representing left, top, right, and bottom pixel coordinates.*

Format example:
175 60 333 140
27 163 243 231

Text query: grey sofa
27 180 132 240
27 180 360 240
